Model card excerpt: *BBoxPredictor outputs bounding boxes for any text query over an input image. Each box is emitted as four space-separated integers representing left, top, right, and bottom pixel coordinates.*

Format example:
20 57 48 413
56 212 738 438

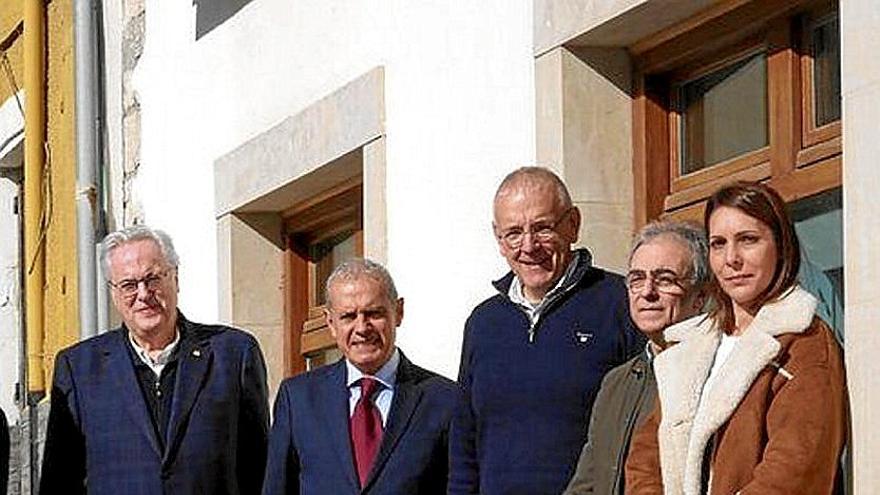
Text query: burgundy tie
350 377 383 487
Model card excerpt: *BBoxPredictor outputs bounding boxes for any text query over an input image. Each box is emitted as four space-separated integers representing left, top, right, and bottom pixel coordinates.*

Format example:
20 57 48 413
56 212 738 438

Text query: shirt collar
345 347 400 390
645 341 657 362
128 327 181 367
508 250 580 310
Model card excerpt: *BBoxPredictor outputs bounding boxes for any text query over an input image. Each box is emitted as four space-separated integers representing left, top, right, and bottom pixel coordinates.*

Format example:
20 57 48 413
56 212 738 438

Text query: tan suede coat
624 287 847 495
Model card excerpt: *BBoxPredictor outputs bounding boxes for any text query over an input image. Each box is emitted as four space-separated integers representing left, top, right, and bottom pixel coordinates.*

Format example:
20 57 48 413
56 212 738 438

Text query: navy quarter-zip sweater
450 250 644 495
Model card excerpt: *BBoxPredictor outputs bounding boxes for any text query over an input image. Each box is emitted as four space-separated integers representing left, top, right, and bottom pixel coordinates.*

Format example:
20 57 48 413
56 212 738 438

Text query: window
676 50 768 175
632 0 841 225
284 181 363 374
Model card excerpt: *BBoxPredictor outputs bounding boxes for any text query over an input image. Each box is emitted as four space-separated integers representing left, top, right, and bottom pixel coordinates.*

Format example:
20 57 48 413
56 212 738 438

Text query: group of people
36 166 847 494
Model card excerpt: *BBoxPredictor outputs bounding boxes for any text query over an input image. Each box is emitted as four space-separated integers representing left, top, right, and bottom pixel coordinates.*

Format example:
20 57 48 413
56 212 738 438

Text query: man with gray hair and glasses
564 220 709 495
41 225 269 494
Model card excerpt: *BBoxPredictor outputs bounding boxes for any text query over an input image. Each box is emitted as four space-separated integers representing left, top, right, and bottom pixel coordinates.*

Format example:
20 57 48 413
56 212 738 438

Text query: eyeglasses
496 208 574 249
109 269 173 298
625 269 689 295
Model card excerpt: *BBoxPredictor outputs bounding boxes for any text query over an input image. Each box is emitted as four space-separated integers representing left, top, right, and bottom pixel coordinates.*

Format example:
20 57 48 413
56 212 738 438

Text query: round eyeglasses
108 269 173 298
496 208 574 249
625 269 689 295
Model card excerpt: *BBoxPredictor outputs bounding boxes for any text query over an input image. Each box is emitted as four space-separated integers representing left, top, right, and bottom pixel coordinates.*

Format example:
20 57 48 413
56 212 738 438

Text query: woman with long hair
624 181 847 494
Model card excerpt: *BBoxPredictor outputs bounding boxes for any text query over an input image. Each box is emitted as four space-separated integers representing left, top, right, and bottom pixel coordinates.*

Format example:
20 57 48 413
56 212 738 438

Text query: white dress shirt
345 348 400 427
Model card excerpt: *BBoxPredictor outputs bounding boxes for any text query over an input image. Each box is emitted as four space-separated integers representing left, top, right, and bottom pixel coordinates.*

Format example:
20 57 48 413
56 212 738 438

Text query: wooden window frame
799 4 840 155
282 181 363 375
631 0 841 226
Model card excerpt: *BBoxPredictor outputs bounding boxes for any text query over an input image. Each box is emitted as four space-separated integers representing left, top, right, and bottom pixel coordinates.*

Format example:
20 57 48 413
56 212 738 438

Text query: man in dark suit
40 225 269 495
263 259 458 495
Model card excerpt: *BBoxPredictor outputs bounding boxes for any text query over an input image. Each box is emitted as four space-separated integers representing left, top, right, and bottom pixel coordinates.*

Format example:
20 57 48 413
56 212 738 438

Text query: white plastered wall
134 0 535 379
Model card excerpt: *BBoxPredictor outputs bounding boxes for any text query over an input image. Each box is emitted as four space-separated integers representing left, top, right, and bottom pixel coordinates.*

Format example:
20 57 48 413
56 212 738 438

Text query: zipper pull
528 323 536 343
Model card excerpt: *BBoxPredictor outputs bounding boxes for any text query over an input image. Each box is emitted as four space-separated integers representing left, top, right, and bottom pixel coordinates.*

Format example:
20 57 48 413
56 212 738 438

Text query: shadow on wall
193 0 256 39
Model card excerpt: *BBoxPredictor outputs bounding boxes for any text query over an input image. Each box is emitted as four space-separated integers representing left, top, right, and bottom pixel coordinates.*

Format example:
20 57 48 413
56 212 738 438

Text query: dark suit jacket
39 313 270 495
1 407 8 495
262 352 458 495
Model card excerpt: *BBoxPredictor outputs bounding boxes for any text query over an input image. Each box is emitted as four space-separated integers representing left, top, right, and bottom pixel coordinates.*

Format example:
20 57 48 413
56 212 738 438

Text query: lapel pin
192 349 202 358
576 332 593 344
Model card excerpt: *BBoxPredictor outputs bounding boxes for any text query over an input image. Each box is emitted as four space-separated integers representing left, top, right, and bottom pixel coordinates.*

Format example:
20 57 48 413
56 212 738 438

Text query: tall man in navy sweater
450 167 644 494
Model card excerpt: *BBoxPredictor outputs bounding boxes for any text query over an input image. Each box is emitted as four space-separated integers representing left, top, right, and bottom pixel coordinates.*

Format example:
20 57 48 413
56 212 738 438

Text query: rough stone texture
6 401 48 495
7 421 19 495
121 0 144 227
122 101 140 175
121 10 143 111
124 0 145 24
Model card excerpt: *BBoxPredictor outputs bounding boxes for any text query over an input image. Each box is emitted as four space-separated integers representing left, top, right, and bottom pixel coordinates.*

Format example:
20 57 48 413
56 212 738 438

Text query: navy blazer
40 314 270 495
262 352 458 495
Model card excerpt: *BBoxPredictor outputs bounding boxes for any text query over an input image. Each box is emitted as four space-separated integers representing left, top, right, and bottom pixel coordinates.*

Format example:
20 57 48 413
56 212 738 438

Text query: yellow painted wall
7 0 78 390
0 1 23 105
42 0 79 386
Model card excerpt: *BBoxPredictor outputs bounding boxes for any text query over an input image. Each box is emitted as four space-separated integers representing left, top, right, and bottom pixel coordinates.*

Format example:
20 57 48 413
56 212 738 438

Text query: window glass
306 348 343 371
677 52 768 174
812 13 841 127
790 187 843 341
310 231 359 306
791 187 843 299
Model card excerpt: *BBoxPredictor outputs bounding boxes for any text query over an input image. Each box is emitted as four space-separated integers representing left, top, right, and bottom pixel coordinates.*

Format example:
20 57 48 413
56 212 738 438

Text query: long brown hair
704 181 800 331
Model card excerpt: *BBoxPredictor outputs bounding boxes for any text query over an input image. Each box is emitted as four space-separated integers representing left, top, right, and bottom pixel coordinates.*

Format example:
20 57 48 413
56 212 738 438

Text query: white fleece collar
653 286 818 495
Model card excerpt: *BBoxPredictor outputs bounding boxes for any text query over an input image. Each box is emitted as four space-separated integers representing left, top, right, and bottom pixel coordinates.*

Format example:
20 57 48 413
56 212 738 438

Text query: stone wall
121 0 144 225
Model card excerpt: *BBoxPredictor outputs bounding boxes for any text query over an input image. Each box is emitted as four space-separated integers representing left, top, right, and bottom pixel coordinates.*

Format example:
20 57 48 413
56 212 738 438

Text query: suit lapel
320 361 361 492
106 329 163 458
363 354 424 491
163 319 213 466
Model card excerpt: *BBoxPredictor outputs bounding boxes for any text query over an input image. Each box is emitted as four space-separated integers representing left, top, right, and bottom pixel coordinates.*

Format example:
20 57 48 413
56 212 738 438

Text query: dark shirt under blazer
40 313 270 495
262 352 458 495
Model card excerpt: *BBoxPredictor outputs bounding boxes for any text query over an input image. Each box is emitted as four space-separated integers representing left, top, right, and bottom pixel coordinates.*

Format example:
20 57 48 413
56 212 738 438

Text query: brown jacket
625 286 847 495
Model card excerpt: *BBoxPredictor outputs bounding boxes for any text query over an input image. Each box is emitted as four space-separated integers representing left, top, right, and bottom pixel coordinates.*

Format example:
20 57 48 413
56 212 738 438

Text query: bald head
493 167 572 216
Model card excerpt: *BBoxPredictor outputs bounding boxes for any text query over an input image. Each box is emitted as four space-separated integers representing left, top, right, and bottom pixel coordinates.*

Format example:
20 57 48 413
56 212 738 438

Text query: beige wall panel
247 322 285 406
363 136 387 264
560 47 634 272
534 0 645 55
216 212 286 401
842 73 880 495
534 0 717 56
214 67 384 216
561 47 633 205
573 202 632 273
535 48 565 168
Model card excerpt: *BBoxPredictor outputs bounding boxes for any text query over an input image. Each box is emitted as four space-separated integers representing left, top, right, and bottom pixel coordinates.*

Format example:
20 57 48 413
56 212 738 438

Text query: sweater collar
492 247 593 297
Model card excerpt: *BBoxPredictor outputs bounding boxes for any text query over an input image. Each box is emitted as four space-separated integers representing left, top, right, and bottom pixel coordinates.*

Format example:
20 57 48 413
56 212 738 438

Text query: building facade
118 0 876 490
4 0 877 492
